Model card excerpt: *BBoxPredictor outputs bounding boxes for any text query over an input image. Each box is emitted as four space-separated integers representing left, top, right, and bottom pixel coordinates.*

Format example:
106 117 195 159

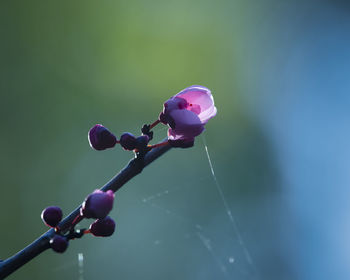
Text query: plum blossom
159 85 217 145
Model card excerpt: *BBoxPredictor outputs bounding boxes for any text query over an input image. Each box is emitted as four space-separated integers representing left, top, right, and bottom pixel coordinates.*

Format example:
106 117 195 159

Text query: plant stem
148 141 170 149
0 140 172 279
149 119 161 129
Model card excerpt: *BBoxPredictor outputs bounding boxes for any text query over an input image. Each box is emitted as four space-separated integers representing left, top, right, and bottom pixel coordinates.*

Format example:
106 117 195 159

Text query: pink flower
159 85 217 144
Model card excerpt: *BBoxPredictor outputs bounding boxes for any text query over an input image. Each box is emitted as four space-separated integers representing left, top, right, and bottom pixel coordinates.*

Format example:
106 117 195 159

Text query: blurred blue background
1 0 350 279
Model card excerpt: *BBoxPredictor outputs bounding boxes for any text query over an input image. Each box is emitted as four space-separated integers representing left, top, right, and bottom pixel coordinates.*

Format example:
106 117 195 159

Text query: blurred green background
1 0 350 279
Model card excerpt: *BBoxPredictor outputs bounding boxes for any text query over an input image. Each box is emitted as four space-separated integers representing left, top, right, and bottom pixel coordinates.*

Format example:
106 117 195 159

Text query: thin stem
71 214 84 228
150 119 161 129
0 139 172 279
148 141 169 149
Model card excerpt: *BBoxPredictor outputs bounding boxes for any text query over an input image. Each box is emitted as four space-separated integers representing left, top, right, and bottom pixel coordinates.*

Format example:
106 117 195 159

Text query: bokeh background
1 0 350 279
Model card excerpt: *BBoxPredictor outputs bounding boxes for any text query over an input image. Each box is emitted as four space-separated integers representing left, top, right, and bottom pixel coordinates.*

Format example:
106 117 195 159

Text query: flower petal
163 97 188 114
198 104 217 124
167 109 205 140
176 85 214 111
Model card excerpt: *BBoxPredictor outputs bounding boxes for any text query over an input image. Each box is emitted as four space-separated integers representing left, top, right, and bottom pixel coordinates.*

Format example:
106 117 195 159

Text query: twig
0 141 172 279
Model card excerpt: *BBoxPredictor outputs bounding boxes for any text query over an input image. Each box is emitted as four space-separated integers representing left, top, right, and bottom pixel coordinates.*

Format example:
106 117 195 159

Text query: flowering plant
0 85 216 279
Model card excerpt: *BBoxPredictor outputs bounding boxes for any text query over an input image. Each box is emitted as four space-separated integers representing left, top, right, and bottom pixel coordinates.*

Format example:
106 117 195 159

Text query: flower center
187 103 201 115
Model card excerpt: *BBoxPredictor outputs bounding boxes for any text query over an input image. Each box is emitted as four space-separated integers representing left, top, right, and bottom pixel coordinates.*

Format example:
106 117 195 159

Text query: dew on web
141 176 209 203
201 135 259 277
142 190 169 203
154 240 162 245
143 197 230 277
141 180 237 279
138 134 259 279
78 253 84 280
51 253 85 277
146 201 204 231
196 231 229 279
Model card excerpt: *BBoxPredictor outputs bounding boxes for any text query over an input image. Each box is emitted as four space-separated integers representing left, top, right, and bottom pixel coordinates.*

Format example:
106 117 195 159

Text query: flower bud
89 216 116 237
160 85 217 143
120 132 137 150
41 206 63 228
88 124 117 151
80 190 114 219
50 235 69 253
135 135 150 150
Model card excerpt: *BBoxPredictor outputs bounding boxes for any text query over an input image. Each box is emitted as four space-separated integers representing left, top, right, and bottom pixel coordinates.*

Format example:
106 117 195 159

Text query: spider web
52 131 259 280
138 133 259 280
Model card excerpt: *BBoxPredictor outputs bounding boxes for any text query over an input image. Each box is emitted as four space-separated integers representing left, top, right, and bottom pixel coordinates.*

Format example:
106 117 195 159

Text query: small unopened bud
135 135 150 150
50 235 69 253
88 124 117 151
81 190 115 219
89 216 116 237
41 206 63 228
120 132 137 150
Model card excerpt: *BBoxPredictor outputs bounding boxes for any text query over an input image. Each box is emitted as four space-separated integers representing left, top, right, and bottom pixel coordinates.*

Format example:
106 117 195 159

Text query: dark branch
0 142 172 279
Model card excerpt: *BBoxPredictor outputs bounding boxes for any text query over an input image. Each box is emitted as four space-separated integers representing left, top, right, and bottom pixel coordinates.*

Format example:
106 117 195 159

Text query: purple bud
168 138 195 148
80 190 114 219
158 112 167 125
89 216 116 237
50 235 68 253
158 112 175 128
120 132 137 150
135 135 149 150
41 206 63 228
88 124 117 151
